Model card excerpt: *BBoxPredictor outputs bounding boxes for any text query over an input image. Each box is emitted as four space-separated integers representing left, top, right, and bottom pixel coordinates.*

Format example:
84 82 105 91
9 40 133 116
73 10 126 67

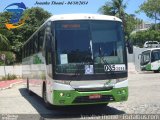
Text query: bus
139 48 160 73
22 14 133 108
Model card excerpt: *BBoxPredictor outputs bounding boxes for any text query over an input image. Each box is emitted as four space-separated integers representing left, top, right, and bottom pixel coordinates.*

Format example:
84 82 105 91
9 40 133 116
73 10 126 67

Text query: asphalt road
0 72 160 120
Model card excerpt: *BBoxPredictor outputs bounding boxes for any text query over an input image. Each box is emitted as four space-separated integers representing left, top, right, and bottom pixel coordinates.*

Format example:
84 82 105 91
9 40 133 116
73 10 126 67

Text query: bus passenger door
45 33 55 103
45 35 54 78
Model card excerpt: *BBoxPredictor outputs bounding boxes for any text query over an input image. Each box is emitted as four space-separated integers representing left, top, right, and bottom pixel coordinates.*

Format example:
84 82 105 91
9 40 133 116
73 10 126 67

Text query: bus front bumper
52 87 128 106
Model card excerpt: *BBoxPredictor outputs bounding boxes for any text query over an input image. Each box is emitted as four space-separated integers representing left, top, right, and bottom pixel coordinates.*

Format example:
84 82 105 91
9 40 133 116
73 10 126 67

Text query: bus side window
45 37 52 65
152 51 160 62
22 47 24 59
32 39 35 54
34 34 38 53
29 41 32 56
38 29 45 52
26 43 29 57
45 36 53 77
30 40 32 55
24 45 27 58
24 46 26 58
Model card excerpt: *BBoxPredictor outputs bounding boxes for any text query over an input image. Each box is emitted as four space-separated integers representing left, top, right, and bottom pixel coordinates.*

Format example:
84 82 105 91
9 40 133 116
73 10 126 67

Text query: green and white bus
22 14 133 108
140 48 160 73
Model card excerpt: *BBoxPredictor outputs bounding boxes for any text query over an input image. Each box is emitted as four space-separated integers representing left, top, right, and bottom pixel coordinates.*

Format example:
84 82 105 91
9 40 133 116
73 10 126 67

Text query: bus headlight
54 80 71 85
105 78 127 86
116 78 127 83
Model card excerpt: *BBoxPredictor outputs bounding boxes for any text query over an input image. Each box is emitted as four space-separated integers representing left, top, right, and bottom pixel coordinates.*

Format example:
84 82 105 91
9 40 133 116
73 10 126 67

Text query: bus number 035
104 65 115 71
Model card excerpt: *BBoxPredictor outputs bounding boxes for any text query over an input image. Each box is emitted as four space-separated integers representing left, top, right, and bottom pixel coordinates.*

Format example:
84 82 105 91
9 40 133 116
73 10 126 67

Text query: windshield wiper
73 50 94 80
98 46 117 78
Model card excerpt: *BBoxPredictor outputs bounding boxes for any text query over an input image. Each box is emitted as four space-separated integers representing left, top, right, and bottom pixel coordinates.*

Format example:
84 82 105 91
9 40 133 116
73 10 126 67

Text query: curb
0 81 23 91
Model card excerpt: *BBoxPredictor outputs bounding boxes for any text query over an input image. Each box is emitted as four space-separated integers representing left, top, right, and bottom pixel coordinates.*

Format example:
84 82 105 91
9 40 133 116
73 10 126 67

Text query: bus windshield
141 51 151 65
55 20 126 74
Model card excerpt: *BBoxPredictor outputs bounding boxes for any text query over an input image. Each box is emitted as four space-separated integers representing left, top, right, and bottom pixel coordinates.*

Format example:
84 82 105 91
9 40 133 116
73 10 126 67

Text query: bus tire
43 84 53 110
154 70 159 73
27 78 33 96
99 103 109 107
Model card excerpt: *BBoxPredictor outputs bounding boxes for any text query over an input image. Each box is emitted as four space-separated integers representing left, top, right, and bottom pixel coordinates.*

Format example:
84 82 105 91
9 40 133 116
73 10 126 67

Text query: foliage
0 51 16 65
0 74 17 81
130 30 160 47
137 0 160 21
99 0 126 19
125 14 142 40
0 33 10 51
150 23 160 30
99 0 142 40
0 7 51 62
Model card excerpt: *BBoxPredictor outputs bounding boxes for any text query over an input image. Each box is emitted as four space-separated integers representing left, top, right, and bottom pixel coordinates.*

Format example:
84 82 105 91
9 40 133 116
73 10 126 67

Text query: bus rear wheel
154 70 159 73
43 84 53 109
27 78 33 96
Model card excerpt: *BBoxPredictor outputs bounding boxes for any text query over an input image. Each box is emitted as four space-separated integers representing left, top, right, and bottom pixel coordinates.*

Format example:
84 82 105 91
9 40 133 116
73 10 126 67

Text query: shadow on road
19 88 125 119
138 71 160 74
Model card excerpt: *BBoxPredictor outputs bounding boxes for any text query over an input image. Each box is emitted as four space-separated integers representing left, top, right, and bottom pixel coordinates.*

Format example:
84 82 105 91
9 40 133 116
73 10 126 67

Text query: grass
0 74 17 81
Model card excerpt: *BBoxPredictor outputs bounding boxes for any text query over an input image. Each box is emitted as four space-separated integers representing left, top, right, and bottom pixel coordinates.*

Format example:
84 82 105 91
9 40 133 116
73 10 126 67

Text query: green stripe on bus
52 87 128 106
146 64 151 70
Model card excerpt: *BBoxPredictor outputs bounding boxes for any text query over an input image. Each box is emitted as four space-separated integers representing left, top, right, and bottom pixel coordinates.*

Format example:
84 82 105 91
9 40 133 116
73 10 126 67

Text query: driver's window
143 53 150 63
152 51 160 62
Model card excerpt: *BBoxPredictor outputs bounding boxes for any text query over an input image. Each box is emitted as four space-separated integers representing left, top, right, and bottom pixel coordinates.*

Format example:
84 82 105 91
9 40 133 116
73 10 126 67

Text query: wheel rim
27 79 29 90
44 88 47 103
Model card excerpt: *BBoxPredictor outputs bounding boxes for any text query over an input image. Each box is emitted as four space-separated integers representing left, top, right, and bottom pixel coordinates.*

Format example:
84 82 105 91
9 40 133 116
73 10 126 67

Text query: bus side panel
30 53 47 97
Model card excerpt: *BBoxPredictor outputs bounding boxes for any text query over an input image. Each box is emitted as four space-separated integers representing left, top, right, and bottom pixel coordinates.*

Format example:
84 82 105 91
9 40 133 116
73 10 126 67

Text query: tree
99 0 127 30
99 0 126 19
99 0 142 39
125 14 142 39
0 7 51 62
138 0 160 28
0 33 10 51
130 30 160 47
12 7 52 43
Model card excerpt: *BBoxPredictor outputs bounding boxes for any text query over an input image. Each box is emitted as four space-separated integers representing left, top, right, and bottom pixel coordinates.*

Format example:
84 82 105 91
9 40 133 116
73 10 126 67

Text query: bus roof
142 48 160 53
47 14 122 22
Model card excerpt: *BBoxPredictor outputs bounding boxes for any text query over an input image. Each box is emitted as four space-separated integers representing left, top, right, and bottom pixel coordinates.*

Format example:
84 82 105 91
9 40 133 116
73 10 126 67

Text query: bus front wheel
43 84 53 109
154 70 159 73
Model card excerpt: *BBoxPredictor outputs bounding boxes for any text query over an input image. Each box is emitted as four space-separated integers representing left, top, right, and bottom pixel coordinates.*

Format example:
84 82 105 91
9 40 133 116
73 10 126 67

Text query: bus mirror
46 21 51 27
45 27 51 34
45 21 51 34
138 54 142 59
126 41 133 54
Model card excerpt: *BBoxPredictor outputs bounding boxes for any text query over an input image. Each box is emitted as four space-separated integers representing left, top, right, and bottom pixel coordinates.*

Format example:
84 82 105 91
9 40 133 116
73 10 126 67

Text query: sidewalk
0 79 23 90
128 62 138 74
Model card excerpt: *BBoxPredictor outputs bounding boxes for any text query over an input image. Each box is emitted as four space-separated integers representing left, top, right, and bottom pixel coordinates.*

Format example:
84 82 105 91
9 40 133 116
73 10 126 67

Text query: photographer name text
35 1 88 5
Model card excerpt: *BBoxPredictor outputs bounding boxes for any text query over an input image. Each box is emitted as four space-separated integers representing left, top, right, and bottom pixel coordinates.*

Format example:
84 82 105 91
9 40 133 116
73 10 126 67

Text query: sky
0 0 154 23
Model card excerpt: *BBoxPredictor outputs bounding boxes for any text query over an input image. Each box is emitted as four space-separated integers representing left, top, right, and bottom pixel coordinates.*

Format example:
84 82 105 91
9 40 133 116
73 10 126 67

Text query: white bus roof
47 14 122 22
143 48 160 52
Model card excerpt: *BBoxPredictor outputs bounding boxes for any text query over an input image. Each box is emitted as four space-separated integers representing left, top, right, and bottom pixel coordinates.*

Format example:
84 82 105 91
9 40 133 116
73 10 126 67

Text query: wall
127 47 149 72
0 65 22 77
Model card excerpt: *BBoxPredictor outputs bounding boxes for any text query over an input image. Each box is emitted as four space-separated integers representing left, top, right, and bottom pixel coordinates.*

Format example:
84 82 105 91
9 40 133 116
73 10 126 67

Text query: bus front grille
72 95 115 103
75 86 113 92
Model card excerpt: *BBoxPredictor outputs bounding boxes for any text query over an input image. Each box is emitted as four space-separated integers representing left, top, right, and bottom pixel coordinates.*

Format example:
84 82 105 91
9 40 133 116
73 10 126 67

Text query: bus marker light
122 90 126 94
66 93 71 97
60 93 64 96
59 100 65 104
117 91 121 94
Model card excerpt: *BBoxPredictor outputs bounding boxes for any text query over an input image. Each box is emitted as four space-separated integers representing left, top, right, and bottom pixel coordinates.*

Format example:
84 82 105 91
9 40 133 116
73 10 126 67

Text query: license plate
89 94 101 99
